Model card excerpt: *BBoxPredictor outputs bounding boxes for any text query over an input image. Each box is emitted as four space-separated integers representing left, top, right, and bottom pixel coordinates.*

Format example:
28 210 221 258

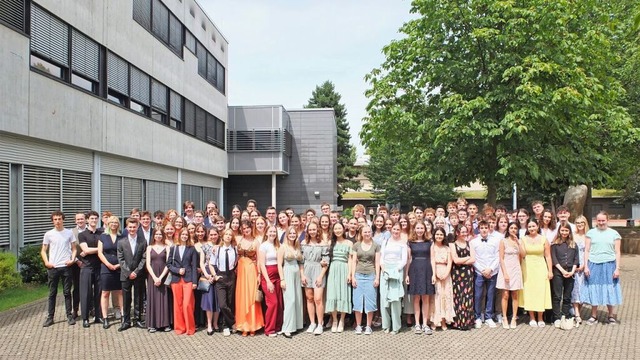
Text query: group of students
40 198 623 337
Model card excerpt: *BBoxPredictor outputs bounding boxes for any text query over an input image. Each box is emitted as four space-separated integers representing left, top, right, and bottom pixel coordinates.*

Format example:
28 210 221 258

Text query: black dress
147 247 170 328
99 234 122 291
451 242 475 330
408 241 435 295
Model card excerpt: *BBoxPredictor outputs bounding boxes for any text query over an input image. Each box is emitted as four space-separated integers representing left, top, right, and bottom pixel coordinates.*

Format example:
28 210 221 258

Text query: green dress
282 256 304 333
325 242 352 313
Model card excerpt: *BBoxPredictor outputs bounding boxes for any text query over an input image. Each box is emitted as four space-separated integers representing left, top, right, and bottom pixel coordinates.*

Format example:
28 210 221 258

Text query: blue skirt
352 273 377 313
581 261 622 306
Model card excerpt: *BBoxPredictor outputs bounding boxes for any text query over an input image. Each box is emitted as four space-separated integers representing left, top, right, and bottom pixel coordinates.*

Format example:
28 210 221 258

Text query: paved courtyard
1 255 639 360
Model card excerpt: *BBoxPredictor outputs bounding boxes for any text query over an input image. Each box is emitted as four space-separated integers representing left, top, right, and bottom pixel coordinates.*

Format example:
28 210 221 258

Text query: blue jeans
474 273 497 321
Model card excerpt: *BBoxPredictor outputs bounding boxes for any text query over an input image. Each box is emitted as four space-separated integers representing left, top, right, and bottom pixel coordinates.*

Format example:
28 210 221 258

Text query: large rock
563 185 588 221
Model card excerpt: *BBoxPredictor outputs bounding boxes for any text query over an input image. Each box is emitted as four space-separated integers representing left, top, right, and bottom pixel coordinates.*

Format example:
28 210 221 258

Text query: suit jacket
117 236 147 282
167 246 199 284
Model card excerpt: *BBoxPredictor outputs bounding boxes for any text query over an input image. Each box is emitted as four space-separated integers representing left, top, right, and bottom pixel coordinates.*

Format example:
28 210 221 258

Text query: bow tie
481 238 488 242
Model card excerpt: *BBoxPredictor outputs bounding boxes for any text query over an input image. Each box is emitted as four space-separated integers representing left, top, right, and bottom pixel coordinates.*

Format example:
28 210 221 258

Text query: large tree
306 81 360 198
361 0 639 206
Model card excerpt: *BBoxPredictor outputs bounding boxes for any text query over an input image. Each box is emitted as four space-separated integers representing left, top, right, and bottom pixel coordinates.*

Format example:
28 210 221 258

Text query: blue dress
99 234 122 291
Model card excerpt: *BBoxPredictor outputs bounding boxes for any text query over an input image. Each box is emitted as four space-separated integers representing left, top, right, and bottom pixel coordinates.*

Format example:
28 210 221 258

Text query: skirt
353 273 377 313
581 261 622 306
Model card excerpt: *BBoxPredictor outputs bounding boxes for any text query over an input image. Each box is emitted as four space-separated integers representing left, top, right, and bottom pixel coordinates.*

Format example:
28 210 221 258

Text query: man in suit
117 218 147 331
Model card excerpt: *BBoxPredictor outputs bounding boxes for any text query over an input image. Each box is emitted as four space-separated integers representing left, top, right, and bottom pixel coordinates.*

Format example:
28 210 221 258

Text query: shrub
0 251 22 292
18 245 47 284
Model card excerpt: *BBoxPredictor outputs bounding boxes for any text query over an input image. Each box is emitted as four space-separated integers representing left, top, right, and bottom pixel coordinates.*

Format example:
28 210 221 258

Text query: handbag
197 277 212 292
163 246 176 286
255 287 264 303
560 315 574 330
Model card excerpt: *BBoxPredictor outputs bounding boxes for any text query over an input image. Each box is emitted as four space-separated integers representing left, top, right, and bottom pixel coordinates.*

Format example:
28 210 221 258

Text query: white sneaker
485 319 497 328
223 328 231 336
529 320 538 327
306 323 316 333
475 319 483 329
354 325 362 335
496 314 503 323
313 325 323 335
554 320 561 328
538 321 546 328
364 326 373 335
414 324 422 334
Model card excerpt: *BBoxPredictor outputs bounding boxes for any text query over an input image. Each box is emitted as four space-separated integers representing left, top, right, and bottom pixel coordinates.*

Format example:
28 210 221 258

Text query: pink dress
496 240 523 290
431 245 455 323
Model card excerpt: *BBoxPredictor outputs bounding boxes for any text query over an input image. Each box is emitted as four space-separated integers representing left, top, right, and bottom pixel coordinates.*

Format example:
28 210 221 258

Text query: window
152 0 169 43
196 42 207 78
170 90 183 130
184 100 196 136
216 62 225 94
23 166 61 246
132 0 151 29
169 14 182 55
71 29 100 94
71 74 95 92
130 66 151 110
0 163 9 247
30 55 63 78
107 52 129 100
195 40 226 94
61 170 92 229
195 107 206 141
0 0 26 33
151 79 167 123
30 4 69 79
133 0 182 57
185 30 196 54
207 53 217 85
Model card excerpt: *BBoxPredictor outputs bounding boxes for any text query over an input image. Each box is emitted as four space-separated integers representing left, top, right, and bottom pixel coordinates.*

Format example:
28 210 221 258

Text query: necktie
482 238 488 242
225 248 230 271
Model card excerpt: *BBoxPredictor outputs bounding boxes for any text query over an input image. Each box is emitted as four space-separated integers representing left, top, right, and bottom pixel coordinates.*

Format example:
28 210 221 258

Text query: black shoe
134 321 145 329
118 323 131 332
207 329 214 336
68 317 76 326
82 320 90 328
43 318 54 327
103 319 109 329
72 311 78 319
164 326 172 332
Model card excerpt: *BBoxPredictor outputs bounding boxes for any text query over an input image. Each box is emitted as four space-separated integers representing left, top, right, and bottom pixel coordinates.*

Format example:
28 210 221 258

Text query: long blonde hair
282 226 302 260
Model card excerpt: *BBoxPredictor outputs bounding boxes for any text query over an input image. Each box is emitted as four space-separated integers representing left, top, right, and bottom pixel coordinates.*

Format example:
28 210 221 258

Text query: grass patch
0 283 49 312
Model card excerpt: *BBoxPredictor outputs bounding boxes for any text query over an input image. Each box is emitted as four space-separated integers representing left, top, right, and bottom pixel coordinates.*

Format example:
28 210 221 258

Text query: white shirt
213 245 236 271
470 234 500 276
380 239 407 271
43 228 75 268
259 242 278 266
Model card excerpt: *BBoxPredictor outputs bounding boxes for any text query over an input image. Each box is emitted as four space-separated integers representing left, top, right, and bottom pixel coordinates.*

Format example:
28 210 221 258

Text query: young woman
431 227 454 330
229 217 241 242
249 210 260 226
519 220 553 327
372 215 389 247
496 215 509 238
540 210 558 245
254 216 267 243
434 216 447 234
290 214 305 241
551 222 579 328
405 220 435 335
240 210 250 223
516 209 530 238
210 229 237 336
276 211 290 243
259 225 283 337
199 227 220 335
230 204 242 219
235 220 265 336
165 209 178 223
345 217 359 242
571 215 589 325
325 222 353 333
167 228 199 335
450 225 476 331
172 216 185 243
380 222 407 334
350 225 380 335
384 218 394 233
192 224 208 329
398 215 410 241
319 214 332 243
300 221 330 335
145 228 170 333
496 223 523 329
163 222 176 246
278 226 305 337
582 212 623 325
97 216 123 329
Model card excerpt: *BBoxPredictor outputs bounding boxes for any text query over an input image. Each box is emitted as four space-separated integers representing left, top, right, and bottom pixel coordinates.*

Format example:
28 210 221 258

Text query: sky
201 0 415 156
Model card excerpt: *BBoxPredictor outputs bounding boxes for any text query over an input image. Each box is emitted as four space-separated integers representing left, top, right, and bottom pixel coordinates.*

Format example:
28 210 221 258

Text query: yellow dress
519 235 552 312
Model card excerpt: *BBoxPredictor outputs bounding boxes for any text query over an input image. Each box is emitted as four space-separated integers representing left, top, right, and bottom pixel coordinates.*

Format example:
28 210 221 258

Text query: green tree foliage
362 0 639 206
18 246 47 284
306 81 360 198
0 251 22 292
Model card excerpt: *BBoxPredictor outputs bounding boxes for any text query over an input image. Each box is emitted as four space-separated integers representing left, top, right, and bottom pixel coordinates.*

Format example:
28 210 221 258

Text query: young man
138 211 153 245
377 205 389 218
246 199 257 213
320 202 331 216
556 205 577 232
305 208 316 224
265 206 277 226
330 210 341 225
152 210 165 229
435 205 446 219
469 221 500 329
457 209 468 224
70 212 87 319
41 211 77 327
77 211 103 328
117 218 147 331
467 203 479 233
183 201 195 224
414 206 424 220
531 200 544 222
390 207 401 222
494 205 507 218
424 208 436 222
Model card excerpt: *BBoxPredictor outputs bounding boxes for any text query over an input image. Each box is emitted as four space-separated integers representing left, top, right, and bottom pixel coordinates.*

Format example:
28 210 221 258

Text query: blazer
167 246 199 284
117 236 147 281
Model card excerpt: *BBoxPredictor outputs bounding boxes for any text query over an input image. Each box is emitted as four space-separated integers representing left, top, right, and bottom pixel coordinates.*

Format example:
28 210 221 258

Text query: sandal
608 317 618 325
586 317 597 326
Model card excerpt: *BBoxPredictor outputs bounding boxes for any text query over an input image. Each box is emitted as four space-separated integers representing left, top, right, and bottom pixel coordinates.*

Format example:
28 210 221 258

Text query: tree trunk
585 184 593 228
486 182 497 207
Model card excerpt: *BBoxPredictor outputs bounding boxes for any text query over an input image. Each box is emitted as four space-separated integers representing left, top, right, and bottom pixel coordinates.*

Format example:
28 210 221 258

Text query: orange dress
235 243 265 332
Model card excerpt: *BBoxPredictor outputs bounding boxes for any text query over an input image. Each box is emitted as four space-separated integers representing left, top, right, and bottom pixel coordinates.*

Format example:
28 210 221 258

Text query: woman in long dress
278 226 304 337
325 222 353 333
145 228 170 332
496 223 523 329
431 228 455 330
449 225 476 331
235 220 264 336
519 220 552 327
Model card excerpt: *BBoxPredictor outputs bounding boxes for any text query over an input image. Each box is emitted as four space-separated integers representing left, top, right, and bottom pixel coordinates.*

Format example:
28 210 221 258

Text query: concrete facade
0 0 228 253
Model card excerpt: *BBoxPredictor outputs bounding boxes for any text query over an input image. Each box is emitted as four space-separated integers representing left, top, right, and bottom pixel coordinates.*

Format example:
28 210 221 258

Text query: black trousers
133 273 146 321
215 271 236 328
552 270 575 320
47 267 72 319
79 266 101 320
70 263 80 314
121 276 145 324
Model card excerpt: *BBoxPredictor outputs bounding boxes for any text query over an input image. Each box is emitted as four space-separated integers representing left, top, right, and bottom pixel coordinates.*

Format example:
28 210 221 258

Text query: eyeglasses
576 222 585 225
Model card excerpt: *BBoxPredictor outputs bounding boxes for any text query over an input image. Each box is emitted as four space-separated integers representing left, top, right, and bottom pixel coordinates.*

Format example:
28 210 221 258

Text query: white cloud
200 0 415 155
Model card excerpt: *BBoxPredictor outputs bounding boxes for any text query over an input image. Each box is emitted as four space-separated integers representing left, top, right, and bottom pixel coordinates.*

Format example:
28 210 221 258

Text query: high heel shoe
502 319 509 329
102 319 109 329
